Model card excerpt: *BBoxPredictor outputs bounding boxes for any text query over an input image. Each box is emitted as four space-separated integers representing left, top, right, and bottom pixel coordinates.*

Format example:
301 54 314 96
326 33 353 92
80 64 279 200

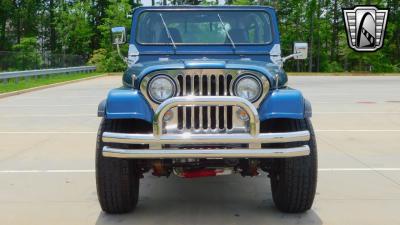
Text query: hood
123 59 287 89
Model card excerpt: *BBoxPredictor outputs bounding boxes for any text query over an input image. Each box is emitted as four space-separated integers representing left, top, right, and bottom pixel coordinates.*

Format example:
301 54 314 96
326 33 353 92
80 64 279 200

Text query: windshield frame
135 9 274 46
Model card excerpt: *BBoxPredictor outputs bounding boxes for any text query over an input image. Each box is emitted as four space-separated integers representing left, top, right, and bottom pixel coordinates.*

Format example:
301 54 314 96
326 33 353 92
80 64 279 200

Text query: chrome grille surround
140 69 270 134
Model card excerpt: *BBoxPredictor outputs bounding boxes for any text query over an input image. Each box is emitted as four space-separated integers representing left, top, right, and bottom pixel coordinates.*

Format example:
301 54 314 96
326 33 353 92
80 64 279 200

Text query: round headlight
234 75 262 102
148 75 176 103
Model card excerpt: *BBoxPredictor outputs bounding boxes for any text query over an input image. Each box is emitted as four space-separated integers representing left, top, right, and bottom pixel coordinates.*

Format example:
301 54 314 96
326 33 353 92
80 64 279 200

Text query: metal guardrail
0 66 96 83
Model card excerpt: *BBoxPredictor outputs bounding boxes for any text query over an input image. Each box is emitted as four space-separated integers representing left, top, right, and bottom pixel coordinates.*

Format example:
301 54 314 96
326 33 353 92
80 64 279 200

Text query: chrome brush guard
102 96 310 159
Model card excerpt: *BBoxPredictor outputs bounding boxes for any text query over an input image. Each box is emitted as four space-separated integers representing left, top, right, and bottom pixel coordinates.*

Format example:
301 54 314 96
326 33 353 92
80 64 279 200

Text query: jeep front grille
140 69 270 134
177 74 234 131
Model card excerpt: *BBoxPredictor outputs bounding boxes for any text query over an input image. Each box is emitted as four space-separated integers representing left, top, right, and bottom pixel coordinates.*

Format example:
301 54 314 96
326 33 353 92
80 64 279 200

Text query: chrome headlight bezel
147 75 178 103
233 75 263 102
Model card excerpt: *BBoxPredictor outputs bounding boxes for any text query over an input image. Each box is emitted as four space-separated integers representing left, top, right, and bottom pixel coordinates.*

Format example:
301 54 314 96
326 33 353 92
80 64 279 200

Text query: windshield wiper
159 13 176 52
217 14 236 52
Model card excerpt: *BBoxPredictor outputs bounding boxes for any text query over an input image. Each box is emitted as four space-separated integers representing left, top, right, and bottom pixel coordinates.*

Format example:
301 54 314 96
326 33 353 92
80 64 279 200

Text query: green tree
98 0 132 49
88 0 134 72
56 1 93 57
0 0 14 50
10 37 42 70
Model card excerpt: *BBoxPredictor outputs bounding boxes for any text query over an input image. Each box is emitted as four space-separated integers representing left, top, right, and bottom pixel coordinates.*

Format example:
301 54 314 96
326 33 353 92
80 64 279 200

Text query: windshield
136 11 273 45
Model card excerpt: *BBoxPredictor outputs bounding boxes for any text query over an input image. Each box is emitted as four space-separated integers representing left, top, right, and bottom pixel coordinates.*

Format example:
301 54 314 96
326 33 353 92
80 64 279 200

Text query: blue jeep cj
96 6 317 214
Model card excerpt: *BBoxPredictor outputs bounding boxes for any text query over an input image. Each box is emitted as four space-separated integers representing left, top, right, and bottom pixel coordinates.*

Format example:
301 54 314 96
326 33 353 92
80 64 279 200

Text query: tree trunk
390 0 400 59
308 0 315 72
14 0 21 44
49 0 56 53
315 0 321 72
0 19 6 50
331 0 338 61
331 0 339 61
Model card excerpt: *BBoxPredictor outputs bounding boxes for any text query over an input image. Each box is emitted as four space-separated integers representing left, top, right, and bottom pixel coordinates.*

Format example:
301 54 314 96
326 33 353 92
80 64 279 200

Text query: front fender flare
101 88 153 123
258 89 312 121
97 99 106 117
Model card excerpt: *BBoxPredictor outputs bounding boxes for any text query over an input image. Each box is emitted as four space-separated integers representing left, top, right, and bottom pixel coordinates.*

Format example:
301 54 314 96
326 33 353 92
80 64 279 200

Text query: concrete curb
0 74 108 99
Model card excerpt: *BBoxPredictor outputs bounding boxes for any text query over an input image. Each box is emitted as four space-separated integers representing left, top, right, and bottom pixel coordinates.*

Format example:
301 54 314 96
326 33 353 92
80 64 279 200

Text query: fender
97 99 106 117
101 88 153 122
258 89 312 121
100 88 311 122
304 98 312 118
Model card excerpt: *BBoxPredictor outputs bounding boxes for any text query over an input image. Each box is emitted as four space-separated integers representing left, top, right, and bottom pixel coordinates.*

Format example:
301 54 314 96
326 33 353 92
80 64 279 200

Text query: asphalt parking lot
1 75 400 225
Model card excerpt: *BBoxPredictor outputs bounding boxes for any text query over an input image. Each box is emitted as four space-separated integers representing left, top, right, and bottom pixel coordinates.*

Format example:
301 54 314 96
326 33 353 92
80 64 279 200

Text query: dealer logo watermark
343 6 389 52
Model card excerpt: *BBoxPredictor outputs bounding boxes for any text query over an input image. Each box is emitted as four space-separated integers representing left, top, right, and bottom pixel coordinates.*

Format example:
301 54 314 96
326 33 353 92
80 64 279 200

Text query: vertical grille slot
218 75 224 95
185 107 191 129
186 75 192 94
202 76 207 94
177 73 234 132
194 107 200 129
202 106 208 129
177 107 183 130
227 106 233 129
218 106 224 129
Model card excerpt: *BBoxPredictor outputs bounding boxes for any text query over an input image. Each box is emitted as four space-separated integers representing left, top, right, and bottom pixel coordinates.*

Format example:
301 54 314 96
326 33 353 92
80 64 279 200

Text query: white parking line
0 170 95 173
314 112 400 114
0 114 96 118
1 130 400 134
0 104 97 107
14 96 102 99
318 168 400 171
0 112 398 118
315 130 400 132
0 168 400 174
0 131 96 134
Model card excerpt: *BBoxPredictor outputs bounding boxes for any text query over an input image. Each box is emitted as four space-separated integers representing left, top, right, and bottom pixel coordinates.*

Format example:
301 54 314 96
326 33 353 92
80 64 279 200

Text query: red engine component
180 168 232 178
182 169 217 178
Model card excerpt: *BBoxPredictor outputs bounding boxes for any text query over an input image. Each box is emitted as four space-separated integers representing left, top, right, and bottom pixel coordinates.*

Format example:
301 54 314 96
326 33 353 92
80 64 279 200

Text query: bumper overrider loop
102 96 311 159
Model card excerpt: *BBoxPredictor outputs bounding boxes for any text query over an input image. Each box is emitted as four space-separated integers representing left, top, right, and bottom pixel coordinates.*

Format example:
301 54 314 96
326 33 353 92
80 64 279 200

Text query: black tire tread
270 119 318 213
96 119 139 214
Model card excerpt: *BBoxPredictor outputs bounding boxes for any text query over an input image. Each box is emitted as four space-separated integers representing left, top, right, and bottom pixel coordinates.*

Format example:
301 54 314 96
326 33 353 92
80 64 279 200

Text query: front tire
269 119 318 213
96 119 140 214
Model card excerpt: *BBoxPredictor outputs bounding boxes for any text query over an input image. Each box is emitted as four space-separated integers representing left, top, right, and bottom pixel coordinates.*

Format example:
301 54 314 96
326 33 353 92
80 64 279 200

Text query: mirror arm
116 43 128 64
281 52 302 64
279 52 302 69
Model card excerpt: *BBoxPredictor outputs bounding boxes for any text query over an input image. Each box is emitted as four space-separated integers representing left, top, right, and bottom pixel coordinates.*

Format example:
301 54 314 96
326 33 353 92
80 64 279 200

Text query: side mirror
280 42 308 69
111 27 128 65
111 27 126 45
293 42 308 59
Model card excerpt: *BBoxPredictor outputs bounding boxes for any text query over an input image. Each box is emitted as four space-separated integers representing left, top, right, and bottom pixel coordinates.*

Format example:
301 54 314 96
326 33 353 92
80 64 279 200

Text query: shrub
88 48 127 72
10 37 43 70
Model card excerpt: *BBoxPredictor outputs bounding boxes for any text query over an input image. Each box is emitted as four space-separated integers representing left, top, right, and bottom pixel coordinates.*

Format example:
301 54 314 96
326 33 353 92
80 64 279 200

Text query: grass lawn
0 72 104 94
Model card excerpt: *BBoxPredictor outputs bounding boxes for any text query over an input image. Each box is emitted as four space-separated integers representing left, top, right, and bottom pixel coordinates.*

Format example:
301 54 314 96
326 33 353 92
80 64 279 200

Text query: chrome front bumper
102 96 311 159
